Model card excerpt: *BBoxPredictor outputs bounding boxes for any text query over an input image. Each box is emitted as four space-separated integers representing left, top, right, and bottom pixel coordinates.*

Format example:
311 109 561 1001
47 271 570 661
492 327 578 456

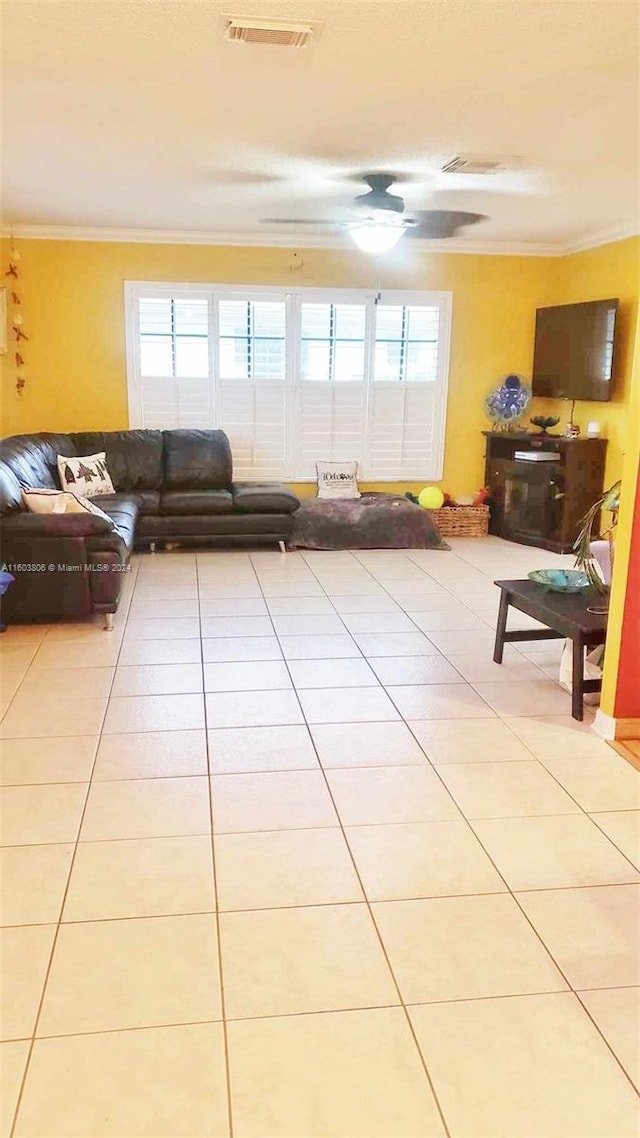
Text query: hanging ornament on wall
4 239 27 395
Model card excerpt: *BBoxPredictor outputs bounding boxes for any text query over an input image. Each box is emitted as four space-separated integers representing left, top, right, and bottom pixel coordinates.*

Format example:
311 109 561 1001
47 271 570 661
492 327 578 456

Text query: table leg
493 589 510 664
571 636 584 721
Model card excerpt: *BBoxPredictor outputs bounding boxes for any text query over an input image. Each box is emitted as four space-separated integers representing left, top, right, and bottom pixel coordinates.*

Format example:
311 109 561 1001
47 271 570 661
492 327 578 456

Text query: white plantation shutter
126 284 451 481
297 383 367 478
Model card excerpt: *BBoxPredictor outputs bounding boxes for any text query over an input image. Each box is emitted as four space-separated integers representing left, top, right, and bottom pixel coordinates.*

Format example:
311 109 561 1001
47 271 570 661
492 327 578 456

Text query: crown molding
0 222 560 256
0 220 637 256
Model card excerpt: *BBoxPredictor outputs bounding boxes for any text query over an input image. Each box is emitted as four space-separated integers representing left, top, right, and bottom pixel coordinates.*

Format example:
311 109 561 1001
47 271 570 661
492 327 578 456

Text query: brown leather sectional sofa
0 429 299 626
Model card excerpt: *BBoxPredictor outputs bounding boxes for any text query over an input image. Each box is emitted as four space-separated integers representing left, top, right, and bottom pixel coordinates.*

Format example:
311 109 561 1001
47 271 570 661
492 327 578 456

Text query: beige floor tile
279 634 360 659
504 713 611 758
0 844 74 926
438 759 582 819
591 810 640 868
203 661 291 692
0 736 97 785
0 669 28 705
0 783 87 846
340 612 418 634
198 584 263 600
15 1022 229 1138
205 689 302 729
80 776 211 841
124 617 200 640
200 616 273 638
446 653 546 683
347 820 506 901
311 720 426 768
540 753 640 813
17 666 114 701
221 904 397 1019
93 729 207 780
265 596 335 615
374 894 565 1003
128 597 200 618
212 770 337 833
228 1007 445 1138
199 597 267 617
409 718 535 764
287 657 379 689
260 581 325 598
1 1039 29 1136
332 595 402 613
44 622 124 644
326 766 459 826
321 581 388 598
111 663 203 696
64 835 215 921
1 925 55 1040
271 614 347 636
388 683 495 721
202 636 282 662
473 813 640 891
426 628 511 656
517 884 640 989
117 638 203 666
103 693 205 734
298 685 399 724
353 631 437 657
38 913 221 1036
409 993 640 1138
369 655 464 685
0 646 38 671
214 828 362 911
409 609 488 632
208 725 317 774
579 986 640 1089
0 627 48 646
473 679 574 717
0 694 107 739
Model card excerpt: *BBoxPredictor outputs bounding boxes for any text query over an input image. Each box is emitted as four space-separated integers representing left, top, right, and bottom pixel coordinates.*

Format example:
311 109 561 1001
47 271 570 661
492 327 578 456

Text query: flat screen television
532 298 618 401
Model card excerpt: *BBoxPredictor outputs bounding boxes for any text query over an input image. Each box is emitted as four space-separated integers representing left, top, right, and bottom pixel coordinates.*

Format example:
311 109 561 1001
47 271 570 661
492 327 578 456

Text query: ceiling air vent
225 16 315 47
441 155 519 175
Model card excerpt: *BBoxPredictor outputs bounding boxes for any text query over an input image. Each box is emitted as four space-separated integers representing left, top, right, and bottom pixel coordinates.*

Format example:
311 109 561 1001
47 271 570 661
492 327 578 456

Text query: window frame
124 281 452 481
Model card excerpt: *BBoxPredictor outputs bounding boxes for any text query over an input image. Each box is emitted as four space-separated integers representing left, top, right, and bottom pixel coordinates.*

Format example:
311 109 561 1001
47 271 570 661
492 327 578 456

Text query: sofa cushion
160 490 233 515
71 431 164 492
137 513 294 538
0 460 24 513
232 482 300 515
131 490 161 515
163 430 232 490
0 433 77 495
85 493 139 555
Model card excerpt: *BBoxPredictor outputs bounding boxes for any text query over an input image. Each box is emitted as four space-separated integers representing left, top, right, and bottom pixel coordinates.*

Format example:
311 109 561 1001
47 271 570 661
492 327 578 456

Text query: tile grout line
8 555 142 1138
252 548 455 1138
195 550 235 1138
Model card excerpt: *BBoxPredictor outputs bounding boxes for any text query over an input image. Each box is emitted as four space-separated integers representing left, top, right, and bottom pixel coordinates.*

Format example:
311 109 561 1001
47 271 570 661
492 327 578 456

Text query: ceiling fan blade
404 210 487 238
260 218 342 225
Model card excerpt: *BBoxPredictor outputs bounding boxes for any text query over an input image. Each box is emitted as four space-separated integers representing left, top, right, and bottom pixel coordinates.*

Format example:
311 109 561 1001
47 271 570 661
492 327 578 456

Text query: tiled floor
1 537 639 1137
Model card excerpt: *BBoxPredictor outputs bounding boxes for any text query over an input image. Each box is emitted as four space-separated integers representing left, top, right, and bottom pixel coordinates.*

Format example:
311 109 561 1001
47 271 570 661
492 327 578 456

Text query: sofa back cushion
163 430 232 490
71 431 164 493
0 434 77 512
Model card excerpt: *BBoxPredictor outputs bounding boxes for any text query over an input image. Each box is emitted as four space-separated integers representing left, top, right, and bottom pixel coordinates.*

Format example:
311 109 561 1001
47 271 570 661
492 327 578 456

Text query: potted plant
573 480 621 592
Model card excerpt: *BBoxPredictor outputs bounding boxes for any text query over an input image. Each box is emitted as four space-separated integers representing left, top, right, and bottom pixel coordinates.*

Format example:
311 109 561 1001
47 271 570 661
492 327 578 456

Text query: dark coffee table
493 579 608 721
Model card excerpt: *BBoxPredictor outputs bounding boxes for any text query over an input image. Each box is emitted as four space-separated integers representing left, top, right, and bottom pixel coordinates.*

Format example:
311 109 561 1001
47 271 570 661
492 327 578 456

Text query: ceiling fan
262 173 487 252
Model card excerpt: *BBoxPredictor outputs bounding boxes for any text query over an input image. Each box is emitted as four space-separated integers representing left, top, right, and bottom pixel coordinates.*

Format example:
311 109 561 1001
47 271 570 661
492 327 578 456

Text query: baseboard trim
593 709 640 740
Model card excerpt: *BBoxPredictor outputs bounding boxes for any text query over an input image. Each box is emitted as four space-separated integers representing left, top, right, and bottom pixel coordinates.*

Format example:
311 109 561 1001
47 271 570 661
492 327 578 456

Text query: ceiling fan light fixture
348 222 405 254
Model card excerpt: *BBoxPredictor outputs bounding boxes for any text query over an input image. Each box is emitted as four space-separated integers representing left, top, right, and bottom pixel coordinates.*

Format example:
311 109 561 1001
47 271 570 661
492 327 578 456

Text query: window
126 284 451 480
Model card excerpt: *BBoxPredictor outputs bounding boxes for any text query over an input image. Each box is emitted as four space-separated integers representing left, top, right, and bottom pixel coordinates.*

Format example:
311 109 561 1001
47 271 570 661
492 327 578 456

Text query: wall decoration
4 242 27 394
0 288 6 354
485 373 531 431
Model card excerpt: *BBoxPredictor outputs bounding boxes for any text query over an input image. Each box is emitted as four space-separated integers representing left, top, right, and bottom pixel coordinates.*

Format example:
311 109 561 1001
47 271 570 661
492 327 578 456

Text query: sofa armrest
1 511 113 538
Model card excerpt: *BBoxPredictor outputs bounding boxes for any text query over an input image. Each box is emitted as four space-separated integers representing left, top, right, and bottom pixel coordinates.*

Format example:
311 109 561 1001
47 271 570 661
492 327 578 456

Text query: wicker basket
428 504 490 538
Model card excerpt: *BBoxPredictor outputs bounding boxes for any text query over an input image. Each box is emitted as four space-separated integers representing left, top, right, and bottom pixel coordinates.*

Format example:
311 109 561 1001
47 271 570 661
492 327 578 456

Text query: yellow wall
0 235 637 496
530 236 639 489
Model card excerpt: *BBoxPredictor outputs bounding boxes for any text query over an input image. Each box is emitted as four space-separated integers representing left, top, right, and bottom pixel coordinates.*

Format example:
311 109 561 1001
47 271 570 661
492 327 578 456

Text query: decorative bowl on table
528 569 590 593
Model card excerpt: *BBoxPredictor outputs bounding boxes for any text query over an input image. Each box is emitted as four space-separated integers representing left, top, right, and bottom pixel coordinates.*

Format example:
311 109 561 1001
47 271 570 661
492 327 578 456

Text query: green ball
418 486 444 509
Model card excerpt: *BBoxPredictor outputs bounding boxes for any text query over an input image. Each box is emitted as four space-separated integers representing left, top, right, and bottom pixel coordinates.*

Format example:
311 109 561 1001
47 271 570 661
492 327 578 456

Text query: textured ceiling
1 0 639 246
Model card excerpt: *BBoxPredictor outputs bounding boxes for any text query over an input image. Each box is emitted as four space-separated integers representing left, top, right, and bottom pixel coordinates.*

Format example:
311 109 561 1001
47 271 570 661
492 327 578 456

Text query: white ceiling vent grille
225 17 315 47
441 155 519 175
